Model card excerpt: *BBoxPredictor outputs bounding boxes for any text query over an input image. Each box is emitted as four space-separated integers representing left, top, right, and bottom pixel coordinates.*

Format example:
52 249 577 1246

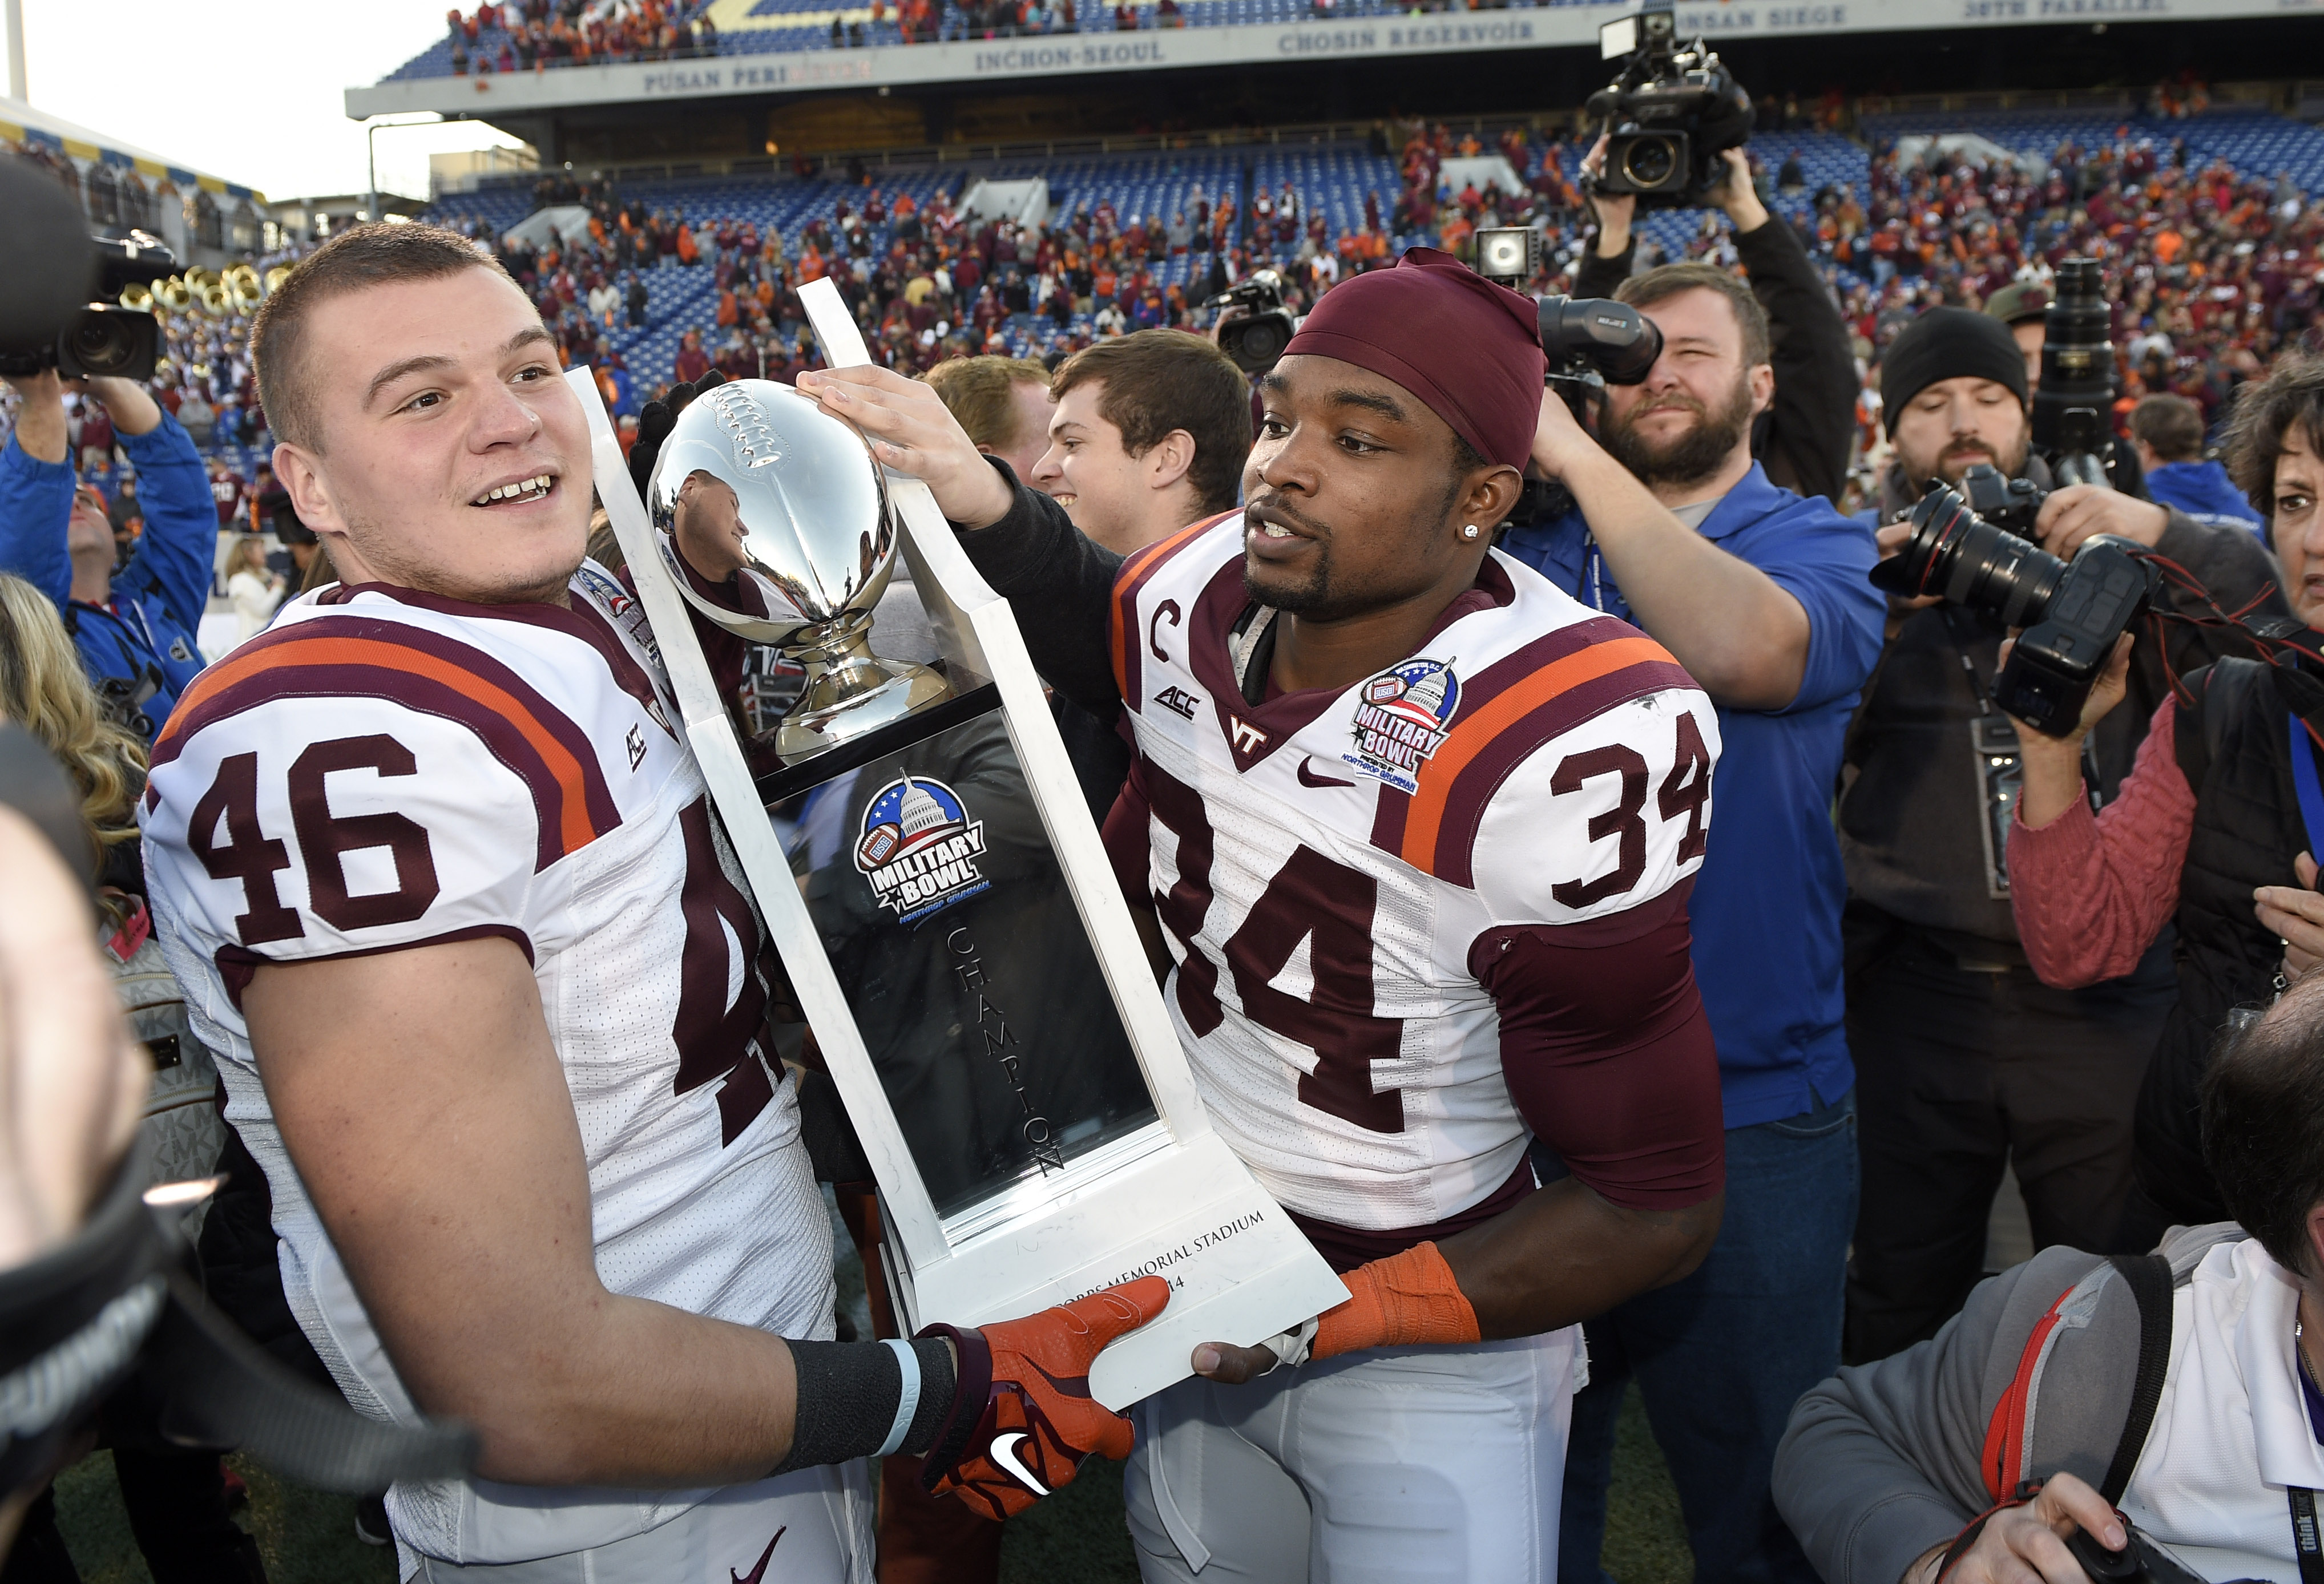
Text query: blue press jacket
2143 459 2266 536
0 416 213 741
1502 464 1884 1130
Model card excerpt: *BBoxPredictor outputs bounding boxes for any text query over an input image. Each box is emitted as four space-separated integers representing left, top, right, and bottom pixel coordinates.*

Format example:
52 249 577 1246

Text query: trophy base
879 1132 1350 1412
775 650 952 765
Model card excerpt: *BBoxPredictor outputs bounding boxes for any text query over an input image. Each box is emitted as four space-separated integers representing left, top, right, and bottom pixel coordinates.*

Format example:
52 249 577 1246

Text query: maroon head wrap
1280 247 1546 471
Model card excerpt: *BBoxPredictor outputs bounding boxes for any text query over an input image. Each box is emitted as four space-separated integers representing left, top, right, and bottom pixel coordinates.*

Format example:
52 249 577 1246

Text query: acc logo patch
1345 656 1460 793
855 774 990 922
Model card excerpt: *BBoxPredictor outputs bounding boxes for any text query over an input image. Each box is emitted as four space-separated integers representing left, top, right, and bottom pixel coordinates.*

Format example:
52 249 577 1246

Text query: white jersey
142 567 836 1566
1109 515 1720 1237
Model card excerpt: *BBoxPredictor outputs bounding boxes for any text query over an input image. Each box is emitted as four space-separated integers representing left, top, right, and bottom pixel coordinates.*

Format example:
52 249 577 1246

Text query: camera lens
67 314 139 377
1621 137 1678 189
1887 482 2066 627
1237 318 1289 367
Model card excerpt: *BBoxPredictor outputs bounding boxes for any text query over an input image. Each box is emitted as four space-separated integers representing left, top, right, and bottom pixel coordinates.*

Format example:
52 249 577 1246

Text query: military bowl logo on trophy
854 775 991 922
1347 657 1461 792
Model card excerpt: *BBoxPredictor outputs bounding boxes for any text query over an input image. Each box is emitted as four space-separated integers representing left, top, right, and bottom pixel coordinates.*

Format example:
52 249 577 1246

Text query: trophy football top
646 378 901 650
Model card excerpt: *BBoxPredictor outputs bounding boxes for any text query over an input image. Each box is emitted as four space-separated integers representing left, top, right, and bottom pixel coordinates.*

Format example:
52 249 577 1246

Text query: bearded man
1836 306 2285 1367
1500 261 1884 1584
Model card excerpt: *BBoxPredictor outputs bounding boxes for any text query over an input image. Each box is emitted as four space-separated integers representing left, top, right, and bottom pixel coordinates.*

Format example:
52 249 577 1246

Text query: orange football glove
1310 1240 1480 1362
917 1275 1169 1521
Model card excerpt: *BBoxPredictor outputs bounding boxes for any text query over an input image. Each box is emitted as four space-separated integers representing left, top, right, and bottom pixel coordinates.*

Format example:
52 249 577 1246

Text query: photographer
1772 970 2324 1584
1839 308 2286 1363
2007 355 2324 1227
1578 140 1860 507
1 370 215 743
1504 257 1883 1584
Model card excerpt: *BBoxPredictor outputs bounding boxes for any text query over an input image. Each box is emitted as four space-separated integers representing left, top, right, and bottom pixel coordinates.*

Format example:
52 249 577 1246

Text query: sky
10 0 529 201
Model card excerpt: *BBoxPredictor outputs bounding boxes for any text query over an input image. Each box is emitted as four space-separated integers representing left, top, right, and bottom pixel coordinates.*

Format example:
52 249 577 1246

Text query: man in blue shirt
1507 261 1882 1584
2 370 213 742
2131 392 2267 537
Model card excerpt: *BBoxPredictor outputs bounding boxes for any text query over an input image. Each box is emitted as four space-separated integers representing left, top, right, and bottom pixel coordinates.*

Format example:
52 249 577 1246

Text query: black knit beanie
1879 308 2029 435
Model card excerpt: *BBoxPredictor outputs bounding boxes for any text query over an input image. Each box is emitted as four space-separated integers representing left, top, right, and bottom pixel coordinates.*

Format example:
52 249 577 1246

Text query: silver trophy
645 378 949 763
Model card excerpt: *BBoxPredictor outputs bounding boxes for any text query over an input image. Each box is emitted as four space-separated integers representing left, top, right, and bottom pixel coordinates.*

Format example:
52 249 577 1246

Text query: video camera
1204 270 1298 375
1467 265 1665 532
2032 258 2116 488
0 231 170 383
1583 0 1754 211
1871 463 2159 735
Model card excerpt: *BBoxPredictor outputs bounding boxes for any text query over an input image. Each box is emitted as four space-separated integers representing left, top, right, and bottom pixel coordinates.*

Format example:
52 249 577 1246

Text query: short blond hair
924 357 1052 453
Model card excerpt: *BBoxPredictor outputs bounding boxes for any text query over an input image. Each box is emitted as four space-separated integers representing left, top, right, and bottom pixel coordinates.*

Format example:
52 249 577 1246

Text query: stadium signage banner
345 0 2314 116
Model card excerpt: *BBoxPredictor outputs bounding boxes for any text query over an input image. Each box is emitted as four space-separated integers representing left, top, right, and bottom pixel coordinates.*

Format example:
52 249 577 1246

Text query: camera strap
2292 1489 2322 1584
0 1146 475 1497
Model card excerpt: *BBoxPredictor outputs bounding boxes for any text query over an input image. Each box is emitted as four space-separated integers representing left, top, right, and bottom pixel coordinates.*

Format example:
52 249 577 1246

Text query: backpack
1979 1252 2178 1508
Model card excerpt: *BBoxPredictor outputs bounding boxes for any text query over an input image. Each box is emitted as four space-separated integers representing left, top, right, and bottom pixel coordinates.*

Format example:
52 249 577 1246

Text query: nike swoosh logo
730 1524 786 1584
1298 757 1354 789
988 1431 1051 1496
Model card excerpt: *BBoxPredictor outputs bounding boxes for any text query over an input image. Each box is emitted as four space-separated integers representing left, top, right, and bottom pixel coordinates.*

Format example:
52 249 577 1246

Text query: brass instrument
118 281 154 313
225 264 263 314
262 264 292 296
150 276 192 316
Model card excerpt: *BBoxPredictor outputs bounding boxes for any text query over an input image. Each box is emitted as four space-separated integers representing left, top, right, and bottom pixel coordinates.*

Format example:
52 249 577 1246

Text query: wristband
1311 1241 1480 1362
774 1336 955 1476
874 1337 921 1457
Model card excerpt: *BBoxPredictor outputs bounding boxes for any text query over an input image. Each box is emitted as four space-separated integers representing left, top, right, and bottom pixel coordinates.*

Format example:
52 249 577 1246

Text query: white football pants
403 1459 874 1583
1123 1327 1582 1583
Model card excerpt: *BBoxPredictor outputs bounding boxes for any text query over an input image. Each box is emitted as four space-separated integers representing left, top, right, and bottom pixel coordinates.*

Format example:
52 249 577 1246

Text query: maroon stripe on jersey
369 580 673 734
1286 1159 1535 1274
1112 511 1233 714
157 617 622 872
1449 615 1639 724
1422 657 1700 887
215 924 535 1011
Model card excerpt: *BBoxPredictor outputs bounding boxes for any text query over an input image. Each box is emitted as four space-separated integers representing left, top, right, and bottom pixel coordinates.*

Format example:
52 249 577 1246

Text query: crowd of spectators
430 110 2324 506
441 0 715 75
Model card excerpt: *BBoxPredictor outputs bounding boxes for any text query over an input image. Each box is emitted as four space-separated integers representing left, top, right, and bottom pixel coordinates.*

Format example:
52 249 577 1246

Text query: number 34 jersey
139 571 835 1563
1107 518 1722 1239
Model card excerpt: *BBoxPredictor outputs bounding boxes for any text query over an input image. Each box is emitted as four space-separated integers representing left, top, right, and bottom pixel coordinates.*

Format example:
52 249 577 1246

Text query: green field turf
38 1384 1689 1582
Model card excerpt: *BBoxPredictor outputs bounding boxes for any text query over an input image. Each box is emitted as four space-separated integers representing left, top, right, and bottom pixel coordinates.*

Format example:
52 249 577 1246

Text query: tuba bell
150 276 192 316
225 264 263 315
118 281 154 313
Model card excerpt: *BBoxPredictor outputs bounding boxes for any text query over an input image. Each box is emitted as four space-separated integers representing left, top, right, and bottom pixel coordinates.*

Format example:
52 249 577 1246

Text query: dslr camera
1584 0 1754 210
0 231 170 383
1871 463 2158 736
2032 257 2116 488
1205 270 1298 375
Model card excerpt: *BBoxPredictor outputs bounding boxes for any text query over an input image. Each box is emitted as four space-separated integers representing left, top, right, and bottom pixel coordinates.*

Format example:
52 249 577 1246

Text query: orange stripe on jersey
1110 510 1237 702
1399 635 1676 874
161 633 611 858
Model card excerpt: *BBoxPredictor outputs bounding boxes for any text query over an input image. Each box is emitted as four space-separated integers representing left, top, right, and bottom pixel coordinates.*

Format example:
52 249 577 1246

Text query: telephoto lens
1870 476 2065 629
2033 257 2116 485
1869 474 2158 736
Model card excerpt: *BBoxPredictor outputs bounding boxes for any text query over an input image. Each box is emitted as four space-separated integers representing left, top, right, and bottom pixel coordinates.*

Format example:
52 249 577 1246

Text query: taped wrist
1310 1240 1481 1361
773 1337 955 1474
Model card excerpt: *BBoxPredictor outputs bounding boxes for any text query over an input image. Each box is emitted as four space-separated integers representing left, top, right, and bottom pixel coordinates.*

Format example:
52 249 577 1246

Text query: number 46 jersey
139 571 836 1563
1106 517 1725 1252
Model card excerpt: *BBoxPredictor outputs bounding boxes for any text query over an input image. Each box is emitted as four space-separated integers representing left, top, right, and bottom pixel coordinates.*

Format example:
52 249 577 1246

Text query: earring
1461 524 1482 540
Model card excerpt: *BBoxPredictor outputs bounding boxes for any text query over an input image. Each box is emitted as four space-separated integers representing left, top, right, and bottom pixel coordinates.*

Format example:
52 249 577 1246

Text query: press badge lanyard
1583 537 1608 613
2289 712 2324 864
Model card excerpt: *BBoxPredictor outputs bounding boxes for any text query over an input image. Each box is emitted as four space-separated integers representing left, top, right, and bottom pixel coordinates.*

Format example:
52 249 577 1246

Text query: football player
798 249 1729 1581
138 224 1164 1582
